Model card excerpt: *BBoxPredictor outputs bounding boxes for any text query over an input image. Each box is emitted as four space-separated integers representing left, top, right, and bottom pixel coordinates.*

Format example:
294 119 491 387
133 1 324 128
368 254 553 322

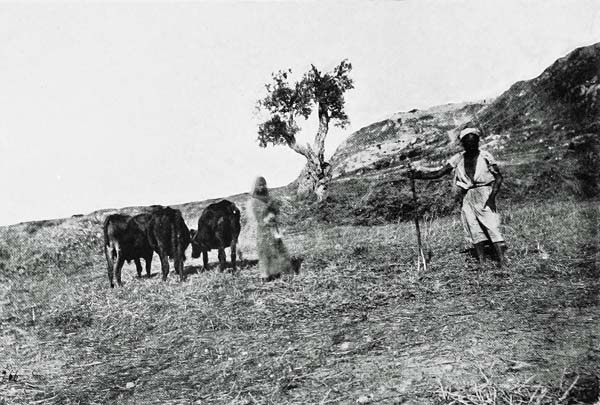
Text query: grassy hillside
1 200 598 404
1 42 599 404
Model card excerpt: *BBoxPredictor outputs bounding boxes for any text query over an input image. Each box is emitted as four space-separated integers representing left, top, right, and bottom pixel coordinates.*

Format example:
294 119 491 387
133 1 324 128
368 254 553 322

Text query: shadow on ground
183 259 259 276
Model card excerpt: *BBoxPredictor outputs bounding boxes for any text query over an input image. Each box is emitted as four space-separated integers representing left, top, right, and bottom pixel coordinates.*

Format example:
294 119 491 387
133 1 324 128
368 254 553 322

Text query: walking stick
410 175 428 272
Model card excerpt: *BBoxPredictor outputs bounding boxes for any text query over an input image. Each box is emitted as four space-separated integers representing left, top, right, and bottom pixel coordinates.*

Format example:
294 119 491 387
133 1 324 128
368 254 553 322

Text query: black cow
103 213 154 288
147 206 191 282
190 200 241 272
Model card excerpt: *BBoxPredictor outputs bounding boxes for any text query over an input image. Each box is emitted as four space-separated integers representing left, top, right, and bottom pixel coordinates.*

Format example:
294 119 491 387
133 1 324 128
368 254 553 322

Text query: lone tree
256 60 354 201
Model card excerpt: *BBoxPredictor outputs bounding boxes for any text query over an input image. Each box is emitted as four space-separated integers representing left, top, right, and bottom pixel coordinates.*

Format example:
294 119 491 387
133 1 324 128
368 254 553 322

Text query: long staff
410 175 427 272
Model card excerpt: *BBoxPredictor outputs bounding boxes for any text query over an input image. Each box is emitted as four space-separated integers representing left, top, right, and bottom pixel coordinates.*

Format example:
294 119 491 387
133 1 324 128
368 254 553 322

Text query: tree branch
287 136 312 160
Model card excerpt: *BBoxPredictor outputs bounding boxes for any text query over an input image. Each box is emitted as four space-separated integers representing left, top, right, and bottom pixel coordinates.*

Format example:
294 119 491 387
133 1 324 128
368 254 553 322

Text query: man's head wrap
458 127 481 140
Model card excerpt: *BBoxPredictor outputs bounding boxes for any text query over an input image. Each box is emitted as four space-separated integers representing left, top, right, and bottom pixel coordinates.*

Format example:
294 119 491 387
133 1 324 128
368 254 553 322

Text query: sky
0 1 599 226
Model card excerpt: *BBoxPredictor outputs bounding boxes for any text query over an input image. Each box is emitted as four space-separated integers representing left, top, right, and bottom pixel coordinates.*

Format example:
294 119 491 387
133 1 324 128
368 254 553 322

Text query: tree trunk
296 159 331 201
288 103 332 200
296 163 317 197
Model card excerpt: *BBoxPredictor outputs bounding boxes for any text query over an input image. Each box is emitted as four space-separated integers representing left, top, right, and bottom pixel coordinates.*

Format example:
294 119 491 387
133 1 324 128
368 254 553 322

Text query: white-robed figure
409 127 507 267
246 176 295 281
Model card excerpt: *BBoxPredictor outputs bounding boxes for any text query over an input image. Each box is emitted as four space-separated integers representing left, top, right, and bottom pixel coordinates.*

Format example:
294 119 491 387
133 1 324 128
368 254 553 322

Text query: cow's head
189 228 207 259
189 229 199 258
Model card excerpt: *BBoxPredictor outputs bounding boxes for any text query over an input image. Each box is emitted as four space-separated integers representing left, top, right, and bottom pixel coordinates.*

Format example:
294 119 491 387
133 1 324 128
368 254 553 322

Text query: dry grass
437 368 600 404
0 199 598 404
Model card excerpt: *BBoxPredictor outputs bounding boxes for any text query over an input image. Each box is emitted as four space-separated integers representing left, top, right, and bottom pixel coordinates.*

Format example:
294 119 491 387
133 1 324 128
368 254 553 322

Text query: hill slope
1 43 599 404
331 42 600 176
309 42 600 226
1 199 598 403
479 42 600 133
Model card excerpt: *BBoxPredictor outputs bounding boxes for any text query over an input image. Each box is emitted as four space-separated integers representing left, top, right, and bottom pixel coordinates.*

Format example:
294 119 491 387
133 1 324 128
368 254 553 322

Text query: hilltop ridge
330 42 600 180
329 101 489 179
480 42 600 133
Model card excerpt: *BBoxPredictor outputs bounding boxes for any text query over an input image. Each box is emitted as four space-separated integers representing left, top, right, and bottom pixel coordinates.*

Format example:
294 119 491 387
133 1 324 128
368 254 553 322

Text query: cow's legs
218 248 226 272
175 235 186 282
230 242 237 272
114 251 125 287
202 251 209 271
134 259 143 278
159 251 170 281
144 254 152 277
105 245 115 288
175 255 185 282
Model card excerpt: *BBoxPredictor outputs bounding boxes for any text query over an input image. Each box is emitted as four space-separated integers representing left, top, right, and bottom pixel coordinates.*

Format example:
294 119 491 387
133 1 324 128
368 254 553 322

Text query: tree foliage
256 60 354 150
255 60 354 199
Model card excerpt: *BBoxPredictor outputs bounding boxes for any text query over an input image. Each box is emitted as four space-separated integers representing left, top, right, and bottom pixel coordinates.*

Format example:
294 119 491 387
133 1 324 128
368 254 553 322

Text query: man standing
409 127 506 267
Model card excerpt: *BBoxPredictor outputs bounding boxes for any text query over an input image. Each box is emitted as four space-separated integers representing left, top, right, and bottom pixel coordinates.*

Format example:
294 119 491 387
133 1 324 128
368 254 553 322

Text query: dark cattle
103 213 154 288
147 206 191 282
190 200 241 272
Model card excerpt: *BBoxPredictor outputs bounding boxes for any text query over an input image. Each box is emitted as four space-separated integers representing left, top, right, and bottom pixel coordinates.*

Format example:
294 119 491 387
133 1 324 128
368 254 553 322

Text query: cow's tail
172 213 188 280
103 216 111 248
146 216 157 252
103 216 115 287
170 217 178 260
231 205 241 222
103 216 117 259
230 205 241 270
170 213 187 258
231 205 241 242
